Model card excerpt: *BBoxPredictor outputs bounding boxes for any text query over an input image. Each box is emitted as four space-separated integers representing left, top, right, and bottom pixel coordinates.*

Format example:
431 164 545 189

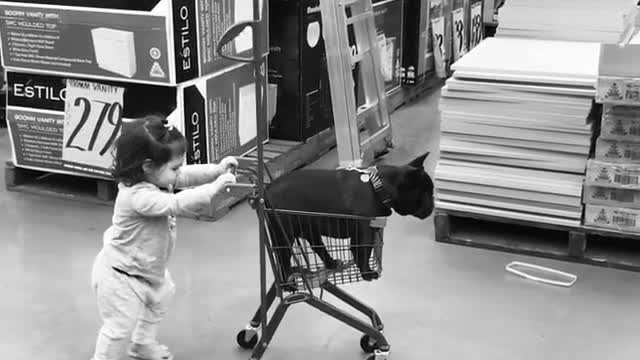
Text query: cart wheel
360 334 378 353
236 329 259 349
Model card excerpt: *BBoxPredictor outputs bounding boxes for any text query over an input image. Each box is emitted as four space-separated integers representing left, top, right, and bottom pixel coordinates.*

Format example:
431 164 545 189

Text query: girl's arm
174 157 238 188
131 173 236 217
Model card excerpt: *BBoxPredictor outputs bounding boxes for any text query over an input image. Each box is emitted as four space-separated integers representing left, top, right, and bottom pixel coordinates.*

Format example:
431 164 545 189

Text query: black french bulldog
264 152 435 284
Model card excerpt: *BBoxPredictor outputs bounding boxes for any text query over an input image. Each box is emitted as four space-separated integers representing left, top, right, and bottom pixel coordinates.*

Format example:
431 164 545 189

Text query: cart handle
217 18 268 63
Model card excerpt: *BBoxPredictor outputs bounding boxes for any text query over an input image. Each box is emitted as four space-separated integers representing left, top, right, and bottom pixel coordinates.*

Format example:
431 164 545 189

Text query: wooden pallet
192 127 338 221
434 209 640 272
5 161 116 205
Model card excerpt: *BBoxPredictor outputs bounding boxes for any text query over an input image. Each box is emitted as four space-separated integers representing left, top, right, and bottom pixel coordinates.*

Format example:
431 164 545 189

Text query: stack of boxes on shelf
584 44 640 233
496 0 632 44
435 37 601 227
0 0 271 180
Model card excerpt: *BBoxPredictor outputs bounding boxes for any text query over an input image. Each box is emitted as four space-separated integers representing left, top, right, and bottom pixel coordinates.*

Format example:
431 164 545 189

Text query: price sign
452 7 467 61
62 79 124 174
469 2 483 49
431 15 447 78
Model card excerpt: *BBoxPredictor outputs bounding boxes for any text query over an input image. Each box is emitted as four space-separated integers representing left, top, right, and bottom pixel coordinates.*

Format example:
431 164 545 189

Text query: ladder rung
351 47 371 64
346 11 373 25
357 101 379 117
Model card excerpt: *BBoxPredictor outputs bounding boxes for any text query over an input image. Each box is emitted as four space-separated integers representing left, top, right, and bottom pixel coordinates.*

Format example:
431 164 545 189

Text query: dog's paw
361 271 380 281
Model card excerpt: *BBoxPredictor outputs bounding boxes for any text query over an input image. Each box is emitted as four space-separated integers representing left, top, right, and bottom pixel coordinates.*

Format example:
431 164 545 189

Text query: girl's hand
215 172 237 185
220 157 239 174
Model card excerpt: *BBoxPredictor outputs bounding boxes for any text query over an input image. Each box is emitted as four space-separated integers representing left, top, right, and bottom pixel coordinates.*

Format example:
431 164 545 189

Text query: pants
91 250 175 360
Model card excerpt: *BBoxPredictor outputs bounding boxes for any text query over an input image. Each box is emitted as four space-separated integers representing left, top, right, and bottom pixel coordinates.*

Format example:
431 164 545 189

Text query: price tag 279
63 80 125 171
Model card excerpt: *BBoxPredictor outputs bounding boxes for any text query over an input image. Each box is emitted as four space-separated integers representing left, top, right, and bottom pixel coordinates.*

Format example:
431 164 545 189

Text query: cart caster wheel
366 349 389 360
236 329 259 349
360 334 378 353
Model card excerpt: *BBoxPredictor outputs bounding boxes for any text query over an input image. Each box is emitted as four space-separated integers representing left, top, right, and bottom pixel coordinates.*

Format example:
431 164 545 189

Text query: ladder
320 0 393 168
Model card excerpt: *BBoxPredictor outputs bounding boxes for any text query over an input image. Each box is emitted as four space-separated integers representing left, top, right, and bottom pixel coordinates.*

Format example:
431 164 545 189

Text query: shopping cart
217 1 391 359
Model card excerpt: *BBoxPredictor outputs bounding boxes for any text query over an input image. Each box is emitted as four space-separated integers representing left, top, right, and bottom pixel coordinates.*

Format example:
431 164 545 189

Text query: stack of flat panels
435 38 601 226
495 0 631 44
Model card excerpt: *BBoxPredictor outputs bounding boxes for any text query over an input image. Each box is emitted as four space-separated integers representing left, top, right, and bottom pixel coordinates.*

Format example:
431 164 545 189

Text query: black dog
264 152 434 284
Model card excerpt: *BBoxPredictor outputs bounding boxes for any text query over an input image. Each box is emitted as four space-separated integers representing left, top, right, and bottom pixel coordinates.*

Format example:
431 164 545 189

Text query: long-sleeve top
100 164 228 286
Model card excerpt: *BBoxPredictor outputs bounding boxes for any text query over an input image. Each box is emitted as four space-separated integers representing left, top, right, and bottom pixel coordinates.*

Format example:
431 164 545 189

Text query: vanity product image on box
91 28 137 78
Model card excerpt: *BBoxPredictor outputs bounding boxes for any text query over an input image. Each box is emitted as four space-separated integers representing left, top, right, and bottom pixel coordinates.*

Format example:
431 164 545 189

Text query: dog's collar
345 166 393 208
368 167 393 207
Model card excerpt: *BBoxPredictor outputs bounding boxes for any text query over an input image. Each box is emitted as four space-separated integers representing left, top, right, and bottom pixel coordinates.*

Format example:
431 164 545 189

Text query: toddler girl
90 115 238 360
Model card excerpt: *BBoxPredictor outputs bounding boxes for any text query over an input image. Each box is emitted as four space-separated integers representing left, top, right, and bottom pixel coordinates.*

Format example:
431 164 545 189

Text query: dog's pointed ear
408 152 429 168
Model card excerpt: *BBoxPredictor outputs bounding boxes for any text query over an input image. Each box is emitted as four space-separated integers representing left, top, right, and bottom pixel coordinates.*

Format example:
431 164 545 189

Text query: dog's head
380 152 434 219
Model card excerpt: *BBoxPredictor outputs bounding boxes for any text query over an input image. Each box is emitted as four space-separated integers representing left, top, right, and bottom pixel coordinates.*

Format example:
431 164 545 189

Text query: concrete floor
2 89 640 360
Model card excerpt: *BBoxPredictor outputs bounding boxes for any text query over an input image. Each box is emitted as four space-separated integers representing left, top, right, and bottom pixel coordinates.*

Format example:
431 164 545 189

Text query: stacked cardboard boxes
584 44 640 232
0 0 270 179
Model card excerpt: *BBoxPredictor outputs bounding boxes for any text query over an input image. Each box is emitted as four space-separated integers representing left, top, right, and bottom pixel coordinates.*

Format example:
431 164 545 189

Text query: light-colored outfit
91 164 228 360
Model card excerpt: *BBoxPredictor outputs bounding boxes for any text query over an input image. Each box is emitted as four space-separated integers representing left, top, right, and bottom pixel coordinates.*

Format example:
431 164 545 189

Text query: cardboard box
595 138 640 163
5 65 269 179
0 0 265 85
583 185 640 209
586 159 640 189
267 0 334 142
601 105 640 142
402 0 433 85
369 0 405 93
584 204 640 233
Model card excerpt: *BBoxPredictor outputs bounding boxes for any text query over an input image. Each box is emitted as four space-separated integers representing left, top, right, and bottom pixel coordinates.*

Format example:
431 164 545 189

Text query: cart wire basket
217 0 391 359
266 208 386 291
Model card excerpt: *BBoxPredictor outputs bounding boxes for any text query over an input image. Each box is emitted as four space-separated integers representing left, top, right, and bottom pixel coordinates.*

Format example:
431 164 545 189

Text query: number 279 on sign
62 80 125 172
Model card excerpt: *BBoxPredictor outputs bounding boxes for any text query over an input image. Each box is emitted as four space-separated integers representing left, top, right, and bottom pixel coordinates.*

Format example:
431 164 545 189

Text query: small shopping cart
217 1 391 359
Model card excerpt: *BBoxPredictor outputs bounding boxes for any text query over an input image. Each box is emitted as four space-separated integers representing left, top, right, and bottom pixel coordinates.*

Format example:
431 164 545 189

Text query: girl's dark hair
111 114 186 186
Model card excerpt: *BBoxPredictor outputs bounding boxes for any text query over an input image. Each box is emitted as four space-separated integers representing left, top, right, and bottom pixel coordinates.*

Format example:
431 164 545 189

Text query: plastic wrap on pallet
585 159 640 189
584 204 640 233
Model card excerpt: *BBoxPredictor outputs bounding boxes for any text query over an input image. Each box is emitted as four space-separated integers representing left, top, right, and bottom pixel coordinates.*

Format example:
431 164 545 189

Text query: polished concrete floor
2 90 640 360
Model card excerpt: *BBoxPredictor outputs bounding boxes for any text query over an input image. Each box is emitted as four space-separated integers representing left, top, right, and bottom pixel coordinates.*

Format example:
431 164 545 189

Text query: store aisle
2 90 640 360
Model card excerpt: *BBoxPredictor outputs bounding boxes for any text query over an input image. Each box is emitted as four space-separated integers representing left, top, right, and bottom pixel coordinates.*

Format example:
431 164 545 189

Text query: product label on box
207 65 258 161
596 139 640 163
597 77 640 105
586 159 640 189
601 113 640 142
183 84 208 165
0 4 171 83
196 0 266 77
584 204 640 232
183 64 267 164
469 0 483 49
5 71 179 179
584 185 640 209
